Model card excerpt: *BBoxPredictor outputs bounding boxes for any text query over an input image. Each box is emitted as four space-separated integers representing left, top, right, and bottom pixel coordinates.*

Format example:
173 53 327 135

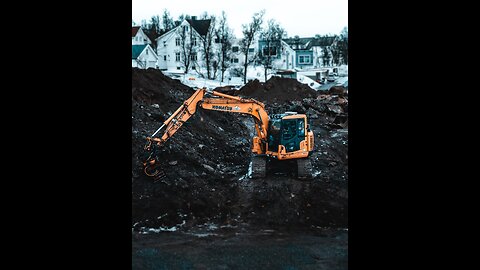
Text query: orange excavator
143 87 314 179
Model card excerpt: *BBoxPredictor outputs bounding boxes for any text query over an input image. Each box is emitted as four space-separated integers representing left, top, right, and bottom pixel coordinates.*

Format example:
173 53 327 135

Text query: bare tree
212 60 219 80
177 21 195 74
199 12 209 19
322 46 331 67
331 35 340 66
258 19 285 82
198 14 216 79
140 15 161 50
216 11 234 82
240 10 265 83
140 19 148 30
161 9 175 34
337 27 348 64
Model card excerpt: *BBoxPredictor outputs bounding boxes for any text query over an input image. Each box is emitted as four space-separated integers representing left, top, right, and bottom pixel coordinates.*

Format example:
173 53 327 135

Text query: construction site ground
132 68 348 269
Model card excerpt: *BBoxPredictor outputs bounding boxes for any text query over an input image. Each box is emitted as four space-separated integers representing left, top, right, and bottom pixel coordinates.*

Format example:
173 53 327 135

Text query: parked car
327 74 337 82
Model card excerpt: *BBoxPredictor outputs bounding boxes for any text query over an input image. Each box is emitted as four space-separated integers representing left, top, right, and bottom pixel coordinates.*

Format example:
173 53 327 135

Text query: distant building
156 18 214 72
229 37 258 69
276 36 336 70
132 26 152 45
132 44 158 69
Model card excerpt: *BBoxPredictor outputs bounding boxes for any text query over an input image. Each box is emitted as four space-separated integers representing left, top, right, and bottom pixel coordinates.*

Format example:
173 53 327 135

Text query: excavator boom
145 88 269 148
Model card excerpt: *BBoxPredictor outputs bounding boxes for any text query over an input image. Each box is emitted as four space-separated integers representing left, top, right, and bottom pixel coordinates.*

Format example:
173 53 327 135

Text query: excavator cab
264 112 313 179
267 112 306 153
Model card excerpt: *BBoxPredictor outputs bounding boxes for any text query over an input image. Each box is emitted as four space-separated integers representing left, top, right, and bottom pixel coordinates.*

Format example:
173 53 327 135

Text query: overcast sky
132 0 348 38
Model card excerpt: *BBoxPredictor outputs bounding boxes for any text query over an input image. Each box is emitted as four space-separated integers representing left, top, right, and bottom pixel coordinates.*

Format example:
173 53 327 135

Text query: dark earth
132 68 348 269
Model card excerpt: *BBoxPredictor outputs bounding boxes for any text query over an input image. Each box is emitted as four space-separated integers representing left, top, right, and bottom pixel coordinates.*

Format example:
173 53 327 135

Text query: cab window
298 119 305 136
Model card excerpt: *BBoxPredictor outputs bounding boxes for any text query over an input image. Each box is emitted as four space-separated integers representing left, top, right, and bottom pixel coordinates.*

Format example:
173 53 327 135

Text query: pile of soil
237 77 318 104
132 68 251 228
132 68 348 231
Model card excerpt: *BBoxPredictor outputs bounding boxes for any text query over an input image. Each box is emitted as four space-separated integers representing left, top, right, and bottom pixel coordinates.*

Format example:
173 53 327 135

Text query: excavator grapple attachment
143 160 166 180
143 139 166 180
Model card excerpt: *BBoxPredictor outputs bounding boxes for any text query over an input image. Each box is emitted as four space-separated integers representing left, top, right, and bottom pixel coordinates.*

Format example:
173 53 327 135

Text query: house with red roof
132 26 152 46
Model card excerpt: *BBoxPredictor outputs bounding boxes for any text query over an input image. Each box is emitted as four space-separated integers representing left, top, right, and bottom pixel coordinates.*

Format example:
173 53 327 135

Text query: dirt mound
132 68 251 229
132 68 347 231
327 86 347 97
132 67 192 106
237 76 318 103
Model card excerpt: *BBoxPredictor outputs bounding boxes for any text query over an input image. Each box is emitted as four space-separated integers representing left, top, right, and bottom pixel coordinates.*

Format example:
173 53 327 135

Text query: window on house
177 66 181 70
176 52 180 61
248 48 255 53
299 55 311 64
164 55 167 61
231 58 239 63
175 38 180 46
232 46 239 52
146 49 148 55
192 38 197 46
214 38 220 43
262 46 277 56
192 65 196 70
190 53 197 61
164 41 167 47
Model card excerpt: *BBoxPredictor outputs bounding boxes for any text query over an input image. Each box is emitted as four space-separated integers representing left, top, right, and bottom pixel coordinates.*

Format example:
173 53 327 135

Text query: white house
132 26 152 45
229 37 259 69
132 44 158 69
229 40 243 68
266 40 296 70
280 36 336 70
156 18 215 73
305 36 336 68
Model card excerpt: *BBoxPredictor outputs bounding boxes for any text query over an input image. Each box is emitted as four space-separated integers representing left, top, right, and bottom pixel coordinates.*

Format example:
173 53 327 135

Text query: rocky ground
132 68 348 269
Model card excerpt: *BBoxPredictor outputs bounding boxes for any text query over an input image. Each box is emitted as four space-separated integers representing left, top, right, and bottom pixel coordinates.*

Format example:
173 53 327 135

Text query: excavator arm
143 87 269 178
145 88 206 148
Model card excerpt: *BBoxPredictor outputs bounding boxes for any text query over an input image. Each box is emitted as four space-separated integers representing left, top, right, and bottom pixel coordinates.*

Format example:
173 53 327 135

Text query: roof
282 36 336 50
186 19 211 36
306 36 336 49
283 37 312 47
132 44 147 59
132 26 140 37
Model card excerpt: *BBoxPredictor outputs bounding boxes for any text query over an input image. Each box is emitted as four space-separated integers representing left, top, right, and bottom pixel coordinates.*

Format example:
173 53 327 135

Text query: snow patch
156 213 168 219
139 220 186 234
239 161 253 181
297 75 322 90
186 232 218 238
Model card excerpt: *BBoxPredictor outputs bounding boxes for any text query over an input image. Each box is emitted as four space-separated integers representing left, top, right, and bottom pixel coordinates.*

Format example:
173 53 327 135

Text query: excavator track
297 158 313 179
251 156 266 178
